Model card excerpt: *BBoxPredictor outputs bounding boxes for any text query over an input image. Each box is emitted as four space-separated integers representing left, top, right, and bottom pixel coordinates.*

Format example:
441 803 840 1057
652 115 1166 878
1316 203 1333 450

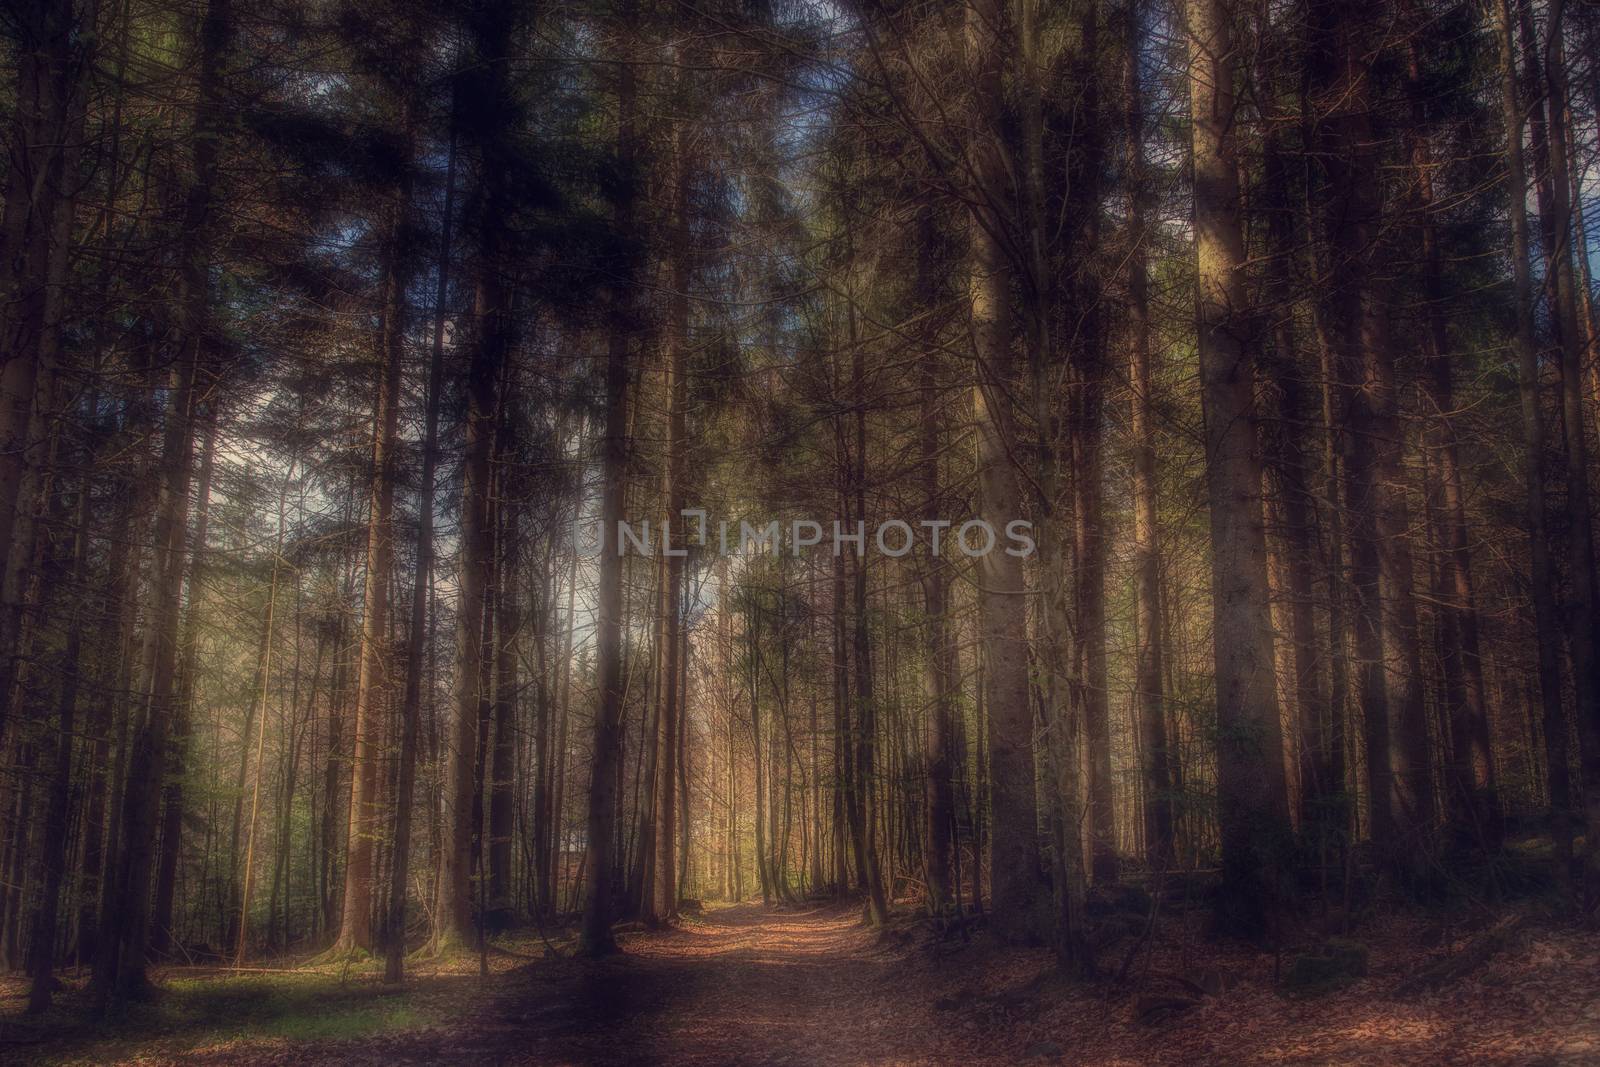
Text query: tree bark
653 104 690 922
1400 13 1499 845
151 409 220 959
579 3 639 954
385 114 453 983
438 3 514 948
1532 0 1600 891
967 0 1045 945
94 0 224 1001
0 0 94 752
1495 0 1573 861
1309 0 1414 852
338 122 413 954
1186 0 1291 938
490 479 520 909
915 212 955 918
26 393 106 1010
1125 0 1172 870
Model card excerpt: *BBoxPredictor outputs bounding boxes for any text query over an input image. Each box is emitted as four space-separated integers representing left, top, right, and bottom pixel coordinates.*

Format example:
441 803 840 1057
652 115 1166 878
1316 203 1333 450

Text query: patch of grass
9 971 441 1065
163 974 418 1041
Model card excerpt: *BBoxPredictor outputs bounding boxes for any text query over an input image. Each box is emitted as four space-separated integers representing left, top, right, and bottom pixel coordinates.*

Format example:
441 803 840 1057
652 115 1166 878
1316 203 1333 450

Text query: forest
2 0 1600 1061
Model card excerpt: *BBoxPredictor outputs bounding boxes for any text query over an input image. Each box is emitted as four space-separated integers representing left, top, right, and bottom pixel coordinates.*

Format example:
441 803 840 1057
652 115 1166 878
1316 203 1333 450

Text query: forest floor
5 895 1600 1065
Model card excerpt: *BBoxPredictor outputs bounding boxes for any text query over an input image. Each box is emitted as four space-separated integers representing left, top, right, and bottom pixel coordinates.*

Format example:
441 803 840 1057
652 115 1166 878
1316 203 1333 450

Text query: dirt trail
31 899 1600 1065
481 903 925 1066
369 903 937 1067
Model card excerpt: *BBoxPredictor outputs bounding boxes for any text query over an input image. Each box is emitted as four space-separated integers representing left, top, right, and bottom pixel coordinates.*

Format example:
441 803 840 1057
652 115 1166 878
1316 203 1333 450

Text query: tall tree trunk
1310 0 1411 853
1017 0 1088 967
385 125 452 979
831 549 850 896
490 484 520 909
544 460 579 920
1401 15 1500 846
1532 0 1600 892
1497 0 1574 863
844 288 889 927
76 468 147 965
677 607 691 896
808 561 826 895
26 396 104 1010
235 468 292 963
632 557 662 921
338 126 413 954
653 105 690 923
1 743 38 969
1254 34 1333 849
439 4 514 948
967 0 1045 945
94 0 224 1000
151 409 220 959
319 608 349 939
438 278 500 949
1125 0 1172 870
1057 1 1116 887
1186 0 1291 939
0 0 94 752
73 7 143 957
579 3 638 954
1312 298 1352 845
915 210 955 917
529 550 554 917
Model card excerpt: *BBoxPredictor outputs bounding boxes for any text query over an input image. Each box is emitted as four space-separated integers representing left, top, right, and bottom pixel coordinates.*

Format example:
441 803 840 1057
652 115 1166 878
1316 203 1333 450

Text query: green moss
20 972 440 1065
424 926 482 960
309 943 378 968
1281 939 1369 998
166 975 414 1038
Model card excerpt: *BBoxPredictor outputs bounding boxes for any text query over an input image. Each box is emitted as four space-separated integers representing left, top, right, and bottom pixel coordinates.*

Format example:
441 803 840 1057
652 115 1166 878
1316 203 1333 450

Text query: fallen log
1393 914 1527 998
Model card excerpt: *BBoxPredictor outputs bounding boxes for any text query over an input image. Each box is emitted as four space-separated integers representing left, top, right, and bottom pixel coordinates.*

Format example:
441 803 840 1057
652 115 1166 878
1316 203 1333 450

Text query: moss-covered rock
1281 939 1368 998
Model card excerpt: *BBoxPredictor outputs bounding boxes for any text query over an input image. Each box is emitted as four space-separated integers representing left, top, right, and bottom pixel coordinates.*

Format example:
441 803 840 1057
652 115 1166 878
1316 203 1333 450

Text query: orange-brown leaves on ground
13 903 1597 1065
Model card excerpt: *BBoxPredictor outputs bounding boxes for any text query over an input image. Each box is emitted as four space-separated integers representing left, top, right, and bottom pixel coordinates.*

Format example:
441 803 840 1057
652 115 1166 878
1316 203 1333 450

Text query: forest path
462 901 930 1065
